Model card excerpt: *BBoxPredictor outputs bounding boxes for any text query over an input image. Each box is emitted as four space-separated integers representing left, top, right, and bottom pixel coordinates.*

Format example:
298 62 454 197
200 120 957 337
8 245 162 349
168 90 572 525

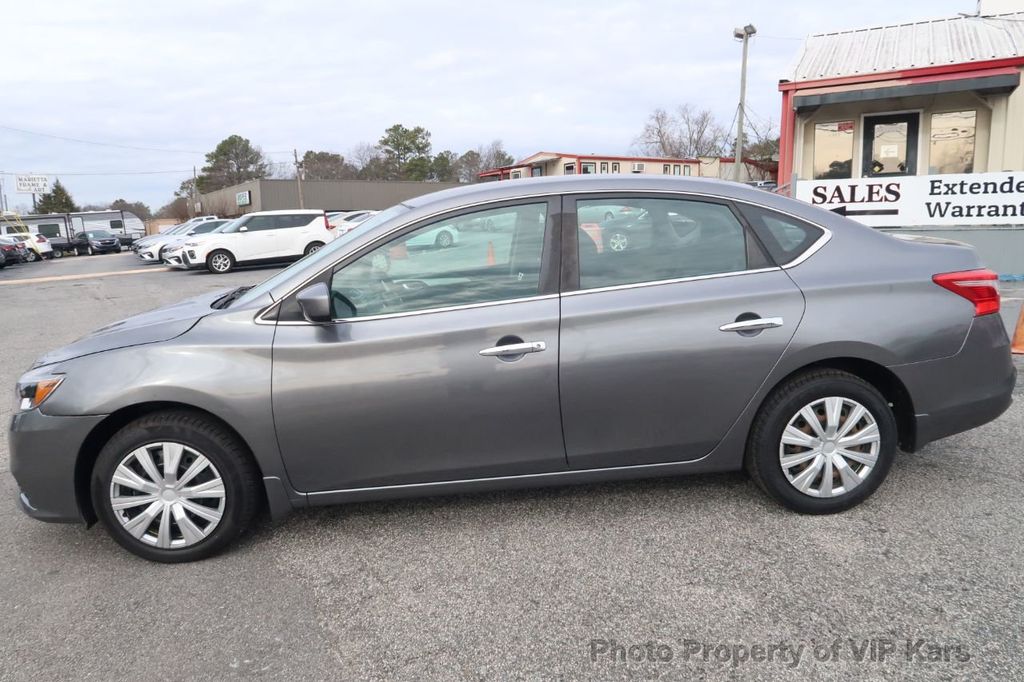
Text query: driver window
329 202 548 319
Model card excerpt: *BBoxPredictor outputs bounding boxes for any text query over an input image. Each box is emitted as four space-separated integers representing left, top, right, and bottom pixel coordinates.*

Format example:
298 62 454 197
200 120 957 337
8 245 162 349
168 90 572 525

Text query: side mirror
186 230 195 235
296 282 332 324
238 226 248 232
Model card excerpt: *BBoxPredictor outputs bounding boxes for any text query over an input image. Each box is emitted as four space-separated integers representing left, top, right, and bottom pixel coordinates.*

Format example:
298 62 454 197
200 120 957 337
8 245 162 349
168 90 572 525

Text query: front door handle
719 317 784 333
479 341 547 357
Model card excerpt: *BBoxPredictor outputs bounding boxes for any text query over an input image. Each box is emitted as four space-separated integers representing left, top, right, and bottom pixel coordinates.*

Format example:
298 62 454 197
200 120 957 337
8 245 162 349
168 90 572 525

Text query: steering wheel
377 273 406 311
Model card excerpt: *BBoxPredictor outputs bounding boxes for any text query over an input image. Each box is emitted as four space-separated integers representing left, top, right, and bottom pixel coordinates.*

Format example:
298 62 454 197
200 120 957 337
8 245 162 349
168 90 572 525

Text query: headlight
17 376 64 411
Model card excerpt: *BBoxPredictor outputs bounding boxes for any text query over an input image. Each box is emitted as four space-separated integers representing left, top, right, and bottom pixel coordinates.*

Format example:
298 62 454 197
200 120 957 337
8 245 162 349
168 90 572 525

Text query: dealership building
779 2 1024 275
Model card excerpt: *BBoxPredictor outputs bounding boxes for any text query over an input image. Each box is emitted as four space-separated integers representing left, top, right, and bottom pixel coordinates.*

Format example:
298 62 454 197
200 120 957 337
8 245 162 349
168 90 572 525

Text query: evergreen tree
34 179 79 214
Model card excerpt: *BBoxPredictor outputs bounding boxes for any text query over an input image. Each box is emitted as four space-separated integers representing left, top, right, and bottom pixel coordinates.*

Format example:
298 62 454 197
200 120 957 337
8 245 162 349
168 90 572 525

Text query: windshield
85 230 114 239
192 220 228 234
232 203 411 308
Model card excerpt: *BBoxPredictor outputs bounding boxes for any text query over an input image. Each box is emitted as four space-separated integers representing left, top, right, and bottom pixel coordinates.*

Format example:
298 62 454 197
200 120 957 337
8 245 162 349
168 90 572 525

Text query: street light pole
733 23 756 182
293 149 305 209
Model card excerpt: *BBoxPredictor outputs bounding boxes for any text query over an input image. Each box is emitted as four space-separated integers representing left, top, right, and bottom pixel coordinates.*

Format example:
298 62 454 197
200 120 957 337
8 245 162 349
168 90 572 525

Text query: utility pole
191 166 199 217
293 149 305 209
733 23 756 182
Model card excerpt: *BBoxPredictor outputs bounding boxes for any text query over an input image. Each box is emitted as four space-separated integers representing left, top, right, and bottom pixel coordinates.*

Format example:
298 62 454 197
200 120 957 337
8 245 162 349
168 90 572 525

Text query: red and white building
777 2 1024 274
479 151 776 183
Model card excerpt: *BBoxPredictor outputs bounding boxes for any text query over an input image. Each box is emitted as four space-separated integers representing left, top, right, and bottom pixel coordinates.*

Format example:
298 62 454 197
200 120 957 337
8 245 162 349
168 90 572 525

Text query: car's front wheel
206 250 235 274
745 369 896 514
52 249 63 259
90 410 261 562
435 230 454 248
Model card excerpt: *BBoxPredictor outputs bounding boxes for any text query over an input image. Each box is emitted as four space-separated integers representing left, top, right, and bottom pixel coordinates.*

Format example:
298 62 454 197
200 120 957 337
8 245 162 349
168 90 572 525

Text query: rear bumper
8 409 107 524
891 313 1016 450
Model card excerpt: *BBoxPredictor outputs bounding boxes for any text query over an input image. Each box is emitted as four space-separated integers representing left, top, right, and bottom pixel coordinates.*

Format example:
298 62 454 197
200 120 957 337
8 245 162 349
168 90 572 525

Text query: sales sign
795 171 1024 227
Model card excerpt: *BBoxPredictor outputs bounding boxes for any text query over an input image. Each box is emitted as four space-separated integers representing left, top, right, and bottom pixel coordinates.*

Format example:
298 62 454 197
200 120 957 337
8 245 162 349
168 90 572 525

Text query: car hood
33 288 231 367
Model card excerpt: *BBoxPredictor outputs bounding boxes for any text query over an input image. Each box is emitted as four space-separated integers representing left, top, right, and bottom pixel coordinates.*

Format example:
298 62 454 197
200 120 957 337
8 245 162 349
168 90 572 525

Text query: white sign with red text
795 171 1024 227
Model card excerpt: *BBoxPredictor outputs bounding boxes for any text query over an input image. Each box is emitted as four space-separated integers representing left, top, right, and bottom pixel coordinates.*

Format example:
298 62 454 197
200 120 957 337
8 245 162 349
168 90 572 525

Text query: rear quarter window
737 204 825 265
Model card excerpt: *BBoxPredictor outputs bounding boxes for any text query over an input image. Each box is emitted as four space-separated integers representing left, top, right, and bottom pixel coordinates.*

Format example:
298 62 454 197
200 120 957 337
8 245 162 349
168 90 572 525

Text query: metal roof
788 12 1024 82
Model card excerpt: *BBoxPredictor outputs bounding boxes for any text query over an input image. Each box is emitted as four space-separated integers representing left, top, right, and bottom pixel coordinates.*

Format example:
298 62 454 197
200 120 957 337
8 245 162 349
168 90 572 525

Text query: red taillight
324 214 333 231
933 269 1000 316
36 235 47 243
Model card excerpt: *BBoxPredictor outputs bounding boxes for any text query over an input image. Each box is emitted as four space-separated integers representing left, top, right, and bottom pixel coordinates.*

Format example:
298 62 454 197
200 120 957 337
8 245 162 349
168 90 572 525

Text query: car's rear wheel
90 410 261 563
25 250 39 262
745 369 896 514
206 250 234 274
52 249 63 259
304 241 324 256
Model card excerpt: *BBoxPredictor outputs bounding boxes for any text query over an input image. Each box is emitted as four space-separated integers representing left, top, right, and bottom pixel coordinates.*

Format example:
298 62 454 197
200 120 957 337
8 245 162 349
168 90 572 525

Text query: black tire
435 230 454 249
25 250 39 263
745 369 896 514
52 249 63 259
206 250 235 274
604 211 614 221
87 245 94 256
90 410 262 563
304 241 324 256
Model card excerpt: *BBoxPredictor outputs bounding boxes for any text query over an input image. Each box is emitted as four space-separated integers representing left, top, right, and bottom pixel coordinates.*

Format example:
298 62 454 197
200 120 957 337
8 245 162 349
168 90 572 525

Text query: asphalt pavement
1 252 1022 680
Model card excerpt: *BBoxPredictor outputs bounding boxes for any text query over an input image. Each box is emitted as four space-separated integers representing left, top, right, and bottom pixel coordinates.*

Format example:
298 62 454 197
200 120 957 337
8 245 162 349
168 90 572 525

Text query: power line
0 123 295 156
0 169 191 176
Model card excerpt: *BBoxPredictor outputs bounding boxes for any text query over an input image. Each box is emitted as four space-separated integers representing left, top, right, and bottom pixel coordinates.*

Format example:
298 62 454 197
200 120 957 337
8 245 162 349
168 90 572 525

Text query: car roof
244 209 324 216
403 175 759 209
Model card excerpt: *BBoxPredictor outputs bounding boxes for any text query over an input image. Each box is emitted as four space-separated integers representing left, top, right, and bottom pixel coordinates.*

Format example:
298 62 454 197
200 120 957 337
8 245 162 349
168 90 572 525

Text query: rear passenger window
737 204 824 265
575 198 750 290
245 216 279 231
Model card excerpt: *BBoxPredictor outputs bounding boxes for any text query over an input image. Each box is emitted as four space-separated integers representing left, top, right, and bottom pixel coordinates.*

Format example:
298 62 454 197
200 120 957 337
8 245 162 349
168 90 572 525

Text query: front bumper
137 249 160 261
891 313 1016 450
9 409 107 523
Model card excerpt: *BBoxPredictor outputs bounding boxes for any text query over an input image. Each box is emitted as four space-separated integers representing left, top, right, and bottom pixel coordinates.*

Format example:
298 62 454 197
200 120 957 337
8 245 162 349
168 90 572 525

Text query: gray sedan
9 176 1015 562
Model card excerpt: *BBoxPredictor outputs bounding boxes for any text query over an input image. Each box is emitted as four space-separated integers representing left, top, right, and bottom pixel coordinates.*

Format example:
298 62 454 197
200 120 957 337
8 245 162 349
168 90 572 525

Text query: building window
673 164 681 175
929 110 976 175
813 120 854 179
531 166 542 177
863 113 919 177
663 164 671 174
564 163 576 175
611 162 620 173
600 162 608 173
683 165 692 176
511 171 522 179
581 162 596 174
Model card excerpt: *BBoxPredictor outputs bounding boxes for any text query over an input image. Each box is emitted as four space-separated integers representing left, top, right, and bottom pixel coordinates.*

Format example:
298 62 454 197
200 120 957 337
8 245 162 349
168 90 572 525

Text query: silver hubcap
109 442 226 549
608 233 628 251
779 397 880 498
210 254 230 271
308 244 321 254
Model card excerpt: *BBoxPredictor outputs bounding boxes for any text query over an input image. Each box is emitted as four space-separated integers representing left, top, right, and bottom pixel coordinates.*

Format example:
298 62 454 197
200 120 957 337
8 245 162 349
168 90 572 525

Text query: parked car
0 225 53 261
0 246 6 268
170 210 331 273
0 236 29 264
136 220 230 263
72 229 122 255
328 211 378 239
9 176 1015 562
594 207 703 253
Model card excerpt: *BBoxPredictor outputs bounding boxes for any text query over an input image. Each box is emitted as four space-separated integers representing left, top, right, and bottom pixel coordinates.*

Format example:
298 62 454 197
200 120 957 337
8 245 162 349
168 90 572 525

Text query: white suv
172 210 331 274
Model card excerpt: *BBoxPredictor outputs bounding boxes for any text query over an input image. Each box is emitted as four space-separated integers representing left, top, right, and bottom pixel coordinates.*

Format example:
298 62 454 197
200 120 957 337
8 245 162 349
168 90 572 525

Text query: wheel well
74 401 264 524
763 358 917 451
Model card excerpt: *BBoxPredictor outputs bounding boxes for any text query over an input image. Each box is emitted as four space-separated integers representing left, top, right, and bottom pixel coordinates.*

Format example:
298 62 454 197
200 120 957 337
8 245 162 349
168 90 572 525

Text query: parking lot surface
1 253 1023 679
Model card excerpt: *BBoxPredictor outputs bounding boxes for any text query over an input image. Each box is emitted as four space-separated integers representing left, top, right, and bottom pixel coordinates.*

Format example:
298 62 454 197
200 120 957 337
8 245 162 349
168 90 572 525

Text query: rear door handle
479 341 547 357
719 317 784 332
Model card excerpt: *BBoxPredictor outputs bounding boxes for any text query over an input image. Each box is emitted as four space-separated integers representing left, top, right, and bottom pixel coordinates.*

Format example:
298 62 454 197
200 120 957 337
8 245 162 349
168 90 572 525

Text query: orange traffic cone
486 241 496 266
1012 304 1024 355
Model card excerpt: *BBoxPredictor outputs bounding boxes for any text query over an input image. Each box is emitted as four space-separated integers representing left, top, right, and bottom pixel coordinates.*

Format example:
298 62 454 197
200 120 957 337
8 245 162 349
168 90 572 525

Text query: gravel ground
1 253 1022 680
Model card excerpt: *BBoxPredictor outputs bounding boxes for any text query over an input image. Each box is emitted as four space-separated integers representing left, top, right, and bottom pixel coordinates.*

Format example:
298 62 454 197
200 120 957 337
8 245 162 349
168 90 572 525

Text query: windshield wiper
212 286 253 310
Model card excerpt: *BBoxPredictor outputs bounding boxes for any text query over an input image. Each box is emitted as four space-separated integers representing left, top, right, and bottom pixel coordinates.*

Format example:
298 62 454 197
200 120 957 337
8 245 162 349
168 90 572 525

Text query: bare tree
634 105 728 158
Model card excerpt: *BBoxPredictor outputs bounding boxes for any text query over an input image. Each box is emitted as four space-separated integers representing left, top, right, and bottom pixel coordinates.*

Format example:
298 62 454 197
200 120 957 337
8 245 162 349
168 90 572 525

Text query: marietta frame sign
795 171 1024 227
15 174 51 194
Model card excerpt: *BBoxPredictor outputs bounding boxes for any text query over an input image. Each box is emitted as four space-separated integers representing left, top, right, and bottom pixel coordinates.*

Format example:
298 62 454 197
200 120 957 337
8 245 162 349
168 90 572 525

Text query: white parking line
0 267 169 286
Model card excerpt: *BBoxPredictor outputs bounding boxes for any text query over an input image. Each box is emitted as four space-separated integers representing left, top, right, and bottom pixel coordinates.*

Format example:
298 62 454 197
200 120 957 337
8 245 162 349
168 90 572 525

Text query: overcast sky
1 0 970 212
